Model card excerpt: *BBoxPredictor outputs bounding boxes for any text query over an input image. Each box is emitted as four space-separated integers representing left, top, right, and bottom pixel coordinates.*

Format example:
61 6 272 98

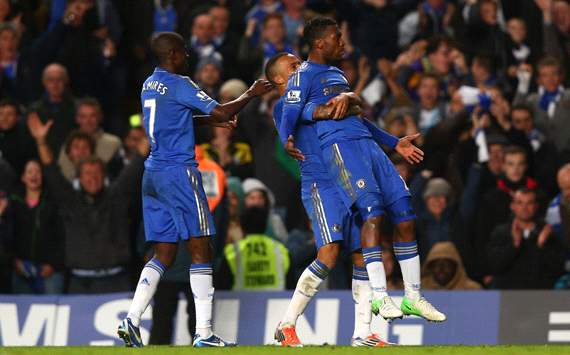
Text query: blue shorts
322 138 412 221
301 181 362 252
142 166 215 243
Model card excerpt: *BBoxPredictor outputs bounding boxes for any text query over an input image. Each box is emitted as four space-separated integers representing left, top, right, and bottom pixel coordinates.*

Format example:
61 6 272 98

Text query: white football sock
127 258 166 327
352 266 372 339
281 260 329 326
362 247 388 300
394 242 421 301
190 264 214 338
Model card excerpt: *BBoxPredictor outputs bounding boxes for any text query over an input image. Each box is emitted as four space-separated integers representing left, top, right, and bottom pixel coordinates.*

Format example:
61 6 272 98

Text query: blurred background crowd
1 0 570 309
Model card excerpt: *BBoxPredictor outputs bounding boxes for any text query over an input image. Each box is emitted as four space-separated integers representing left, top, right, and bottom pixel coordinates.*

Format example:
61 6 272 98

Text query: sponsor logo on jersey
286 90 301 103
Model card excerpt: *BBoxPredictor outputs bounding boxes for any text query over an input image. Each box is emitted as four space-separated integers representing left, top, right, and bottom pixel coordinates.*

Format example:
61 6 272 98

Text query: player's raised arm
209 79 273 122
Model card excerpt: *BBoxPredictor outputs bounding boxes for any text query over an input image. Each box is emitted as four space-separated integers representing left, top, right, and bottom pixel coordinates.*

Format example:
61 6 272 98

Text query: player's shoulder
173 74 199 88
287 62 312 86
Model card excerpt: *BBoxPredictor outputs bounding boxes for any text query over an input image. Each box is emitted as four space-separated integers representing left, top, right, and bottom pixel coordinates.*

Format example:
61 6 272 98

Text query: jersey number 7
144 99 156 143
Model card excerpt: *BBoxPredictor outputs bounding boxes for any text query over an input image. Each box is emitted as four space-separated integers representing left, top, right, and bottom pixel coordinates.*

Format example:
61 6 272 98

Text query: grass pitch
1 346 570 355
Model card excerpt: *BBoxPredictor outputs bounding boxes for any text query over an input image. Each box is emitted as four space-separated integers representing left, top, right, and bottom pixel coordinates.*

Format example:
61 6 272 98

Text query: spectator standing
239 13 294 80
10 160 64 294
242 178 288 243
209 6 240 80
0 99 36 175
514 57 570 155
486 188 565 289
28 64 77 155
57 98 121 181
28 114 147 294
476 146 538 263
221 206 290 290
546 164 570 278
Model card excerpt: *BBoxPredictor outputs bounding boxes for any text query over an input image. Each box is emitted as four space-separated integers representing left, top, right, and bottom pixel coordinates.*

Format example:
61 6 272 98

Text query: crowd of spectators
1 0 570 296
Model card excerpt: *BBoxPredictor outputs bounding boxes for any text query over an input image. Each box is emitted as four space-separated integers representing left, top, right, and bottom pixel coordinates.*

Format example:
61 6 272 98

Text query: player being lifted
265 53 424 347
277 17 446 338
117 32 273 348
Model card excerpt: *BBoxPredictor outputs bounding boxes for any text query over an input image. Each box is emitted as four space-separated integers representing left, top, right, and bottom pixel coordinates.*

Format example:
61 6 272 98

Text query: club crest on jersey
332 224 341 232
286 90 301 103
356 179 366 189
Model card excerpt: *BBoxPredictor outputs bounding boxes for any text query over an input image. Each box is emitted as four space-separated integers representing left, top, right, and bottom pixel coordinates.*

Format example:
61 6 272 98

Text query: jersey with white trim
273 98 330 185
280 61 371 148
141 67 218 170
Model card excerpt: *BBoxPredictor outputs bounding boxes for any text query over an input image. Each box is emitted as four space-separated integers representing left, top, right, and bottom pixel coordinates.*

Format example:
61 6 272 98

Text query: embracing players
270 17 446 346
117 32 272 348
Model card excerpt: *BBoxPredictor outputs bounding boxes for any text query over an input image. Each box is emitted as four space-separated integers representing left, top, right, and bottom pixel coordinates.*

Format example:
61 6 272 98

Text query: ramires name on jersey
142 80 168 95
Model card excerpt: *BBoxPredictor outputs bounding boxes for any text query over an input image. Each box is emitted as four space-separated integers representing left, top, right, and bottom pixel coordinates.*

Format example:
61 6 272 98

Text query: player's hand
537 224 552 248
27 113 53 143
395 133 424 164
214 115 238 129
247 79 274 97
285 135 305 161
326 93 350 120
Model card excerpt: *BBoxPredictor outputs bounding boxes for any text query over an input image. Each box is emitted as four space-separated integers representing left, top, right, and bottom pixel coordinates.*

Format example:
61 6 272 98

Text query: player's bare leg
119 242 178 347
361 216 403 321
394 220 446 322
276 242 340 347
350 252 392 347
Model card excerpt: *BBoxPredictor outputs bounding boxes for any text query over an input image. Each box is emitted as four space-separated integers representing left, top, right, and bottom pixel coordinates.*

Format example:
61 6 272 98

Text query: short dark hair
303 17 337 49
151 32 185 65
537 56 563 75
503 145 527 160
77 97 103 117
419 73 440 86
240 206 269 235
472 55 493 73
0 98 20 115
64 130 96 156
263 13 284 27
426 36 451 56
511 104 533 119
513 187 537 201
78 156 106 176
264 52 290 85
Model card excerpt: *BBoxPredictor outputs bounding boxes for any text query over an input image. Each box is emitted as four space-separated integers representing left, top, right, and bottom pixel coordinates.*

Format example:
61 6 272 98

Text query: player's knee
395 220 416 242
152 250 176 269
317 242 340 269
188 237 213 264
351 251 365 267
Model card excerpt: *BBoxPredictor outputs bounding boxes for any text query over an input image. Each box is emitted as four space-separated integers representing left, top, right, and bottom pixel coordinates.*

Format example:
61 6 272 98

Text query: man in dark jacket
486 188 565 289
0 99 36 175
476 145 538 276
28 113 148 293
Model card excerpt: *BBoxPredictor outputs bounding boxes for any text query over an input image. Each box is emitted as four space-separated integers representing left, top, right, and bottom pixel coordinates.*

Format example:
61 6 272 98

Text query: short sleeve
175 76 219 114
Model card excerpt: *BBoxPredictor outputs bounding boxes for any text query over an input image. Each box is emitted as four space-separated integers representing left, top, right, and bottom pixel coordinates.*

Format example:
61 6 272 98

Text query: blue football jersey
273 98 329 184
141 67 218 170
280 61 371 148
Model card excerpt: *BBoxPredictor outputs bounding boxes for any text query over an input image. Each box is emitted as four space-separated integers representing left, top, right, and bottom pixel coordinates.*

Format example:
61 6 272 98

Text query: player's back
296 62 371 148
273 98 330 186
141 68 217 170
